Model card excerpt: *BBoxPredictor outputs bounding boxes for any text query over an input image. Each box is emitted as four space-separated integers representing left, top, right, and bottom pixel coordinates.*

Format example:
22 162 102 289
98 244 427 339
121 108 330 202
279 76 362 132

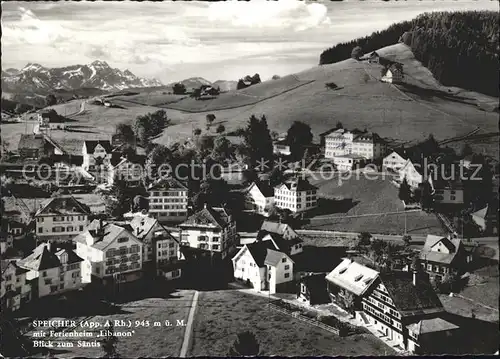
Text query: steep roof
379 271 443 316
17 243 81 271
35 195 91 216
245 240 280 267
259 232 302 254
180 206 231 229
84 140 112 154
148 177 188 191
73 220 138 251
276 177 317 192
260 221 294 236
326 258 379 296
128 216 158 240
419 235 463 265
1 260 29 276
248 181 274 198
407 317 459 335
18 134 45 151
264 248 288 266
472 202 497 219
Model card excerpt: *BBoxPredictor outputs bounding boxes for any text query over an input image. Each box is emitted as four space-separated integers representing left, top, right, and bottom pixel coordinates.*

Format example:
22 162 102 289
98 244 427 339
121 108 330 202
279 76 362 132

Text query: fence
267 301 342 336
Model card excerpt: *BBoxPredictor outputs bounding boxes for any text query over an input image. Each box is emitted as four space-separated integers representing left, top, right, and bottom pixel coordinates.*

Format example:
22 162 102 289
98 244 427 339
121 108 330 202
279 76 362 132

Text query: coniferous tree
228 331 261 356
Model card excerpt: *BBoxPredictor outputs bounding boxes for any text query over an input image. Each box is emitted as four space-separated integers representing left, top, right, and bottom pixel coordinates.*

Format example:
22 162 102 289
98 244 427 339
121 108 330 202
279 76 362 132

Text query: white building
108 158 143 186
274 177 318 213
232 239 294 294
33 112 67 134
332 154 365 171
245 181 274 216
398 160 424 189
17 243 83 298
433 186 464 205
324 128 386 160
128 216 182 279
381 64 404 84
82 140 112 172
179 205 237 260
273 139 292 156
383 150 409 172
74 220 143 284
148 177 189 224
35 196 91 240
1 261 31 312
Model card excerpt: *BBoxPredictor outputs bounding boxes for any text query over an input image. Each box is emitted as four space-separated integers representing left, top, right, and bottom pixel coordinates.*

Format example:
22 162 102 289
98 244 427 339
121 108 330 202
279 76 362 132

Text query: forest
319 11 499 97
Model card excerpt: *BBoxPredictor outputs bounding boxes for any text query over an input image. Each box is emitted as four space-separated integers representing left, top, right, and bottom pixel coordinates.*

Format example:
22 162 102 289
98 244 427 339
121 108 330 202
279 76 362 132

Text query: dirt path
179 290 199 357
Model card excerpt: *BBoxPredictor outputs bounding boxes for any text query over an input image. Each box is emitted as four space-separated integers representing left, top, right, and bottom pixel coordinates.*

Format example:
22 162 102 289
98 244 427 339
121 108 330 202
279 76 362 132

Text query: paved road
179 290 199 358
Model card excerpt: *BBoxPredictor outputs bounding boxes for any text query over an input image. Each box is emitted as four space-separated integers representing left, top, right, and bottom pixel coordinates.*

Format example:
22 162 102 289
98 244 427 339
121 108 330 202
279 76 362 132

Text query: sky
1 0 497 84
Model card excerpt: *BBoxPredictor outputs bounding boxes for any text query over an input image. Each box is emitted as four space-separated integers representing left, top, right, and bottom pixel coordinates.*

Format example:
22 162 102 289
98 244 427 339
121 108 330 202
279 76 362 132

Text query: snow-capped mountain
1 60 163 93
169 77 212 90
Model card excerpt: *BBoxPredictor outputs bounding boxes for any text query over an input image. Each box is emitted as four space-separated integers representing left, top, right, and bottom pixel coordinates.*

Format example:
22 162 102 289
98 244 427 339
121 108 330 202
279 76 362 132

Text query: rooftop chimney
412 269 418 286
203 203 207 209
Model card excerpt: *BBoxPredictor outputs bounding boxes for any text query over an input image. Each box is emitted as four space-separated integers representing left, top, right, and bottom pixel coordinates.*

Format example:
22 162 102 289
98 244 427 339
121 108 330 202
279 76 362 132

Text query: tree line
319 11 499 96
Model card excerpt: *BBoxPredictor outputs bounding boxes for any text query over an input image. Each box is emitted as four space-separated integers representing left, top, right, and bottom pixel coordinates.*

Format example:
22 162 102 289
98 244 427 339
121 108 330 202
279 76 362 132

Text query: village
2 62 499 356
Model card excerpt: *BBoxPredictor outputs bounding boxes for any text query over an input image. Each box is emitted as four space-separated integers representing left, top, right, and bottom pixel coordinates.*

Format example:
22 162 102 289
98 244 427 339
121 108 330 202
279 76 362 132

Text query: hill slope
3 44 497 161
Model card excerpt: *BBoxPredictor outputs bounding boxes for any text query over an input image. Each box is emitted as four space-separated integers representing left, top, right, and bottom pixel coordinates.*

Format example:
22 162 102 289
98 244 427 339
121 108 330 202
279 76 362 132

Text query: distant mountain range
167 77 238 92
1 60 163 94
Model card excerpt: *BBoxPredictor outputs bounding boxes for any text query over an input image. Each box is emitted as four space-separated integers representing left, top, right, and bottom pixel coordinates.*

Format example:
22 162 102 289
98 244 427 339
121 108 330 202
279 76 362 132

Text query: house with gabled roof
297 273 330 306
148 177 189 224
1 260 31 312
471 202 498 235
34 195 91 240
381 63 404 84
419 235 470 280
383 148 410 172
128 216 182 280
398 159 426 190
361 270 457 354
179 204 237 259
256 231 303 256
82 140 112 172
245 181 274 217
232 239 294 294
17 242 83 298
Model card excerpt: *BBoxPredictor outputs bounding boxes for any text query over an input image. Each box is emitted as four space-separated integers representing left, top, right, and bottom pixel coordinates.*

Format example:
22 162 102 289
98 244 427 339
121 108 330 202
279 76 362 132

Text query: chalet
232 239 294 294
1 261 31 312
383 149 409 172
179 205 237 259
245 181 274 216
256 231 303 256
82 140 112 172
74 220 143 284
471 202 498 235
381 63 404 84
148 177 189 224
326 258 379 312
34 196 91 240
17 242 83 298
17 134 64 160
260 220 299 240
297 273 330 305
368 51 380 64
419 235 471 280
108 158 143 186
398 160 425 190
274 177 318 213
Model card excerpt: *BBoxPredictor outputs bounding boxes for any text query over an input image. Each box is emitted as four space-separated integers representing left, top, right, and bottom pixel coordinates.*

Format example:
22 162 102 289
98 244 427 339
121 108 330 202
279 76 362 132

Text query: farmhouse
17 242 83 298
1 260 31 312
179 204 237 260
368 51 380 64
34 195 91 240
381 63 404 84
419 235 471 280
256 231 303 256
260 220 299 240
74 219 143 284
244 181 274 216
148 177 189 224
274 177 318 213
383 149 409 172
17 134 64 160
398 160 425 189
33 111 67 134
232 239 294 294
108 158 143 187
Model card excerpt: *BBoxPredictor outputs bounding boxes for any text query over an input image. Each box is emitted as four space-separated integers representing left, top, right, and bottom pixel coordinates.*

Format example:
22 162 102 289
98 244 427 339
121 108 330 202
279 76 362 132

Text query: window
212 244 219 250
285 265 290 270
118 237 129 243
5 275 12 281
212 237 220 242
67 226 74 232
284 273 290 278
281 258 286 263
43 271 48 277
79 225 84 231
59 283 65 290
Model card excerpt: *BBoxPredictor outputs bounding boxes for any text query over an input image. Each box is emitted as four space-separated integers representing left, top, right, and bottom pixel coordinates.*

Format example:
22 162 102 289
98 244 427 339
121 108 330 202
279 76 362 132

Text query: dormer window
354 274 363 282
338 267 347 275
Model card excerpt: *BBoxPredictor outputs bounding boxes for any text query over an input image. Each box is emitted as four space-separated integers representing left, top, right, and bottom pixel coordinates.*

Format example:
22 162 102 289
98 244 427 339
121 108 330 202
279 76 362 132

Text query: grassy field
189 290 395 357
3 44 497 156
48 290 195 358
304 175 445 235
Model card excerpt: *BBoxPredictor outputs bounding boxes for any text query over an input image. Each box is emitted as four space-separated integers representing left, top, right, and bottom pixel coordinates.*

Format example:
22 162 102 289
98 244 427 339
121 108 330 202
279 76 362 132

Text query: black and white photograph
1 0 499 357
